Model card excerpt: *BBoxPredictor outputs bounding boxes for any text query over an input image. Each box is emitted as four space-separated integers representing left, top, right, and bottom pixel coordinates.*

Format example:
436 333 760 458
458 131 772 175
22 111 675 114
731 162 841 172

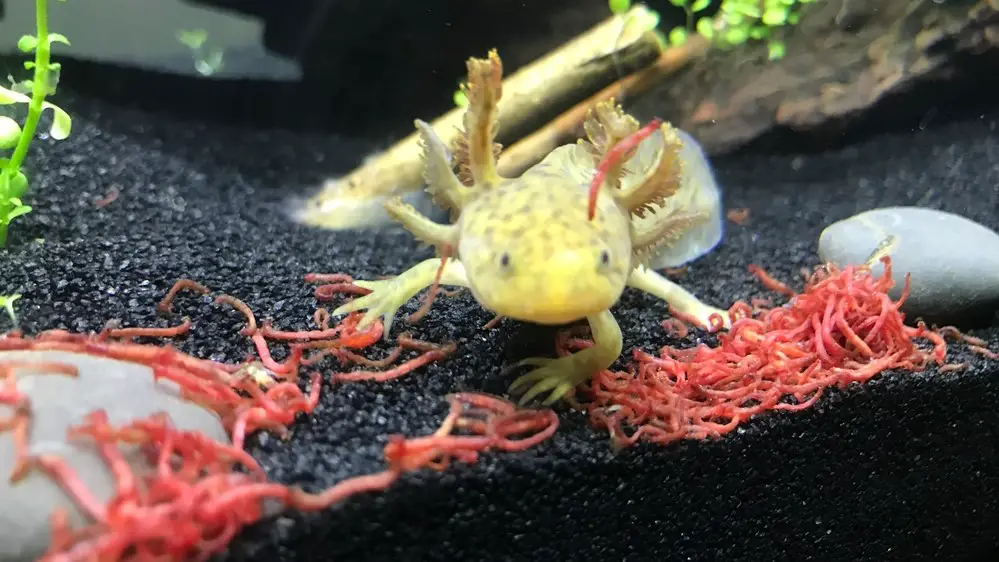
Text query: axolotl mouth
466 250 628 326
481 286 622 325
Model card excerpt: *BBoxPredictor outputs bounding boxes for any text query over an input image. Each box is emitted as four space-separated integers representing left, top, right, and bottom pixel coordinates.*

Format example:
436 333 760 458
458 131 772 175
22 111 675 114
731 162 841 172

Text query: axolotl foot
507 310 623 406
332 277 411 337
331 258 471 339
508 351 602 406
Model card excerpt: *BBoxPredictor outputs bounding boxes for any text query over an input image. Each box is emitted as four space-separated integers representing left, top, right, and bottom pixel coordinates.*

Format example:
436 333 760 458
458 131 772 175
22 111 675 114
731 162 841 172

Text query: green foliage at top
608 0 632 15
0 0 73 247
450 0 816 108
453 85 469 109
664 0 819 61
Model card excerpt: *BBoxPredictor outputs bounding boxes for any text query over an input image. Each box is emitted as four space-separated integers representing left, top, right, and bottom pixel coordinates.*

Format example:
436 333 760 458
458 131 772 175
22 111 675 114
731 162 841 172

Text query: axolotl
333 50 729 404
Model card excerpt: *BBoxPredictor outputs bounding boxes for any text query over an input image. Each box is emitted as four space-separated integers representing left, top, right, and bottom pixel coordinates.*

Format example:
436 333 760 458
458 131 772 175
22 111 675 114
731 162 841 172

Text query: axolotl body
334 50 729 404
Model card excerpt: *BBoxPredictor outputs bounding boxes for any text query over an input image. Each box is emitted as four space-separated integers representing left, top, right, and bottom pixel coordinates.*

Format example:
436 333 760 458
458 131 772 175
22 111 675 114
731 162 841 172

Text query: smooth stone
817 206 999 324
0 350 229 562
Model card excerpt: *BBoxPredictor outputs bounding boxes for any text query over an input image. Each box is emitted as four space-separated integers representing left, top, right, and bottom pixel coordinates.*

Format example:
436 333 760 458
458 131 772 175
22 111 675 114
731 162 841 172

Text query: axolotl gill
334 49 730 404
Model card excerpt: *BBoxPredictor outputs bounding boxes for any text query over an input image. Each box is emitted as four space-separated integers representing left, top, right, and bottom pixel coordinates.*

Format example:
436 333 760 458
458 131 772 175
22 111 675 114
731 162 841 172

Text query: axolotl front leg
333 257 469 337
627 265 731 330
333 198 467 337
508 309 623 405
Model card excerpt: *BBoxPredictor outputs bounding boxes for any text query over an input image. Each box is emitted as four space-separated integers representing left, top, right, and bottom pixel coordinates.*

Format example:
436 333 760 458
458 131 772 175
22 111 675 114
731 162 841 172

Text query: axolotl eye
599 250 610 266
499 252 511 268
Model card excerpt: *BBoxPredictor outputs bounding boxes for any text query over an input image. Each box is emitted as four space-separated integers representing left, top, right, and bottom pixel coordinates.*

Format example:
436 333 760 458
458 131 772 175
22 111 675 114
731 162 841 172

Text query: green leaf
42 102 73 140
453 89 468 108
749 25 769 39
731 2 761 18
5 203 32 222
668 0 687 6
176 29 208 50
788 12 801 25
608 0 631 15
668 26 688 46
691 0 712 11
723 11 745 26
17 35 38 53
47 33 71 47
193 49 225 76
695 17 715 39
9 172 28 199
621 4 660 36
0 293 21 324
768 40 786 60
0 86 29 105
762 7 788 26
0 117 21 149
723 26 750 45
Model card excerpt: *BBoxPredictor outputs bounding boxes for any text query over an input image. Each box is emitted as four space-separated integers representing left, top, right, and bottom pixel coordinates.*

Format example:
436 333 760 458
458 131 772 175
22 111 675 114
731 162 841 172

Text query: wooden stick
497 35 710 178
294 6 664 230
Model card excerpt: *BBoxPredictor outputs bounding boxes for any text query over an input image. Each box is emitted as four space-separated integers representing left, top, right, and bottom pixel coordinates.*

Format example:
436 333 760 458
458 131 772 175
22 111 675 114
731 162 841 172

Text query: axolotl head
456 172 633 326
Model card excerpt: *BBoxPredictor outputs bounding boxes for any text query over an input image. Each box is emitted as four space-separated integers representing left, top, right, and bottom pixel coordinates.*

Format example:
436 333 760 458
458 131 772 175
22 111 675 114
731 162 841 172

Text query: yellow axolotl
333 50 730 404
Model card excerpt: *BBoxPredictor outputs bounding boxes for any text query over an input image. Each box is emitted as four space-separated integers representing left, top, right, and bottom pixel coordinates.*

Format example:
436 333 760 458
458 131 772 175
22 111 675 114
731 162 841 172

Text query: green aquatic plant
450 0 816 109
0 293 21 325
665 0 818 61
608 0 819 66
609 0 666 51
662 0 713 48
706 0 817 60
0 0 73 247
453 82 469 109
609 0 815 61
176 29 226 77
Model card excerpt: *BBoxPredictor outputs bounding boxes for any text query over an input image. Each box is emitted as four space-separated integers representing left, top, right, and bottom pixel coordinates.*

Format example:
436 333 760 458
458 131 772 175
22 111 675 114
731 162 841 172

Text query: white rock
818 206 999 323
0 350 229 562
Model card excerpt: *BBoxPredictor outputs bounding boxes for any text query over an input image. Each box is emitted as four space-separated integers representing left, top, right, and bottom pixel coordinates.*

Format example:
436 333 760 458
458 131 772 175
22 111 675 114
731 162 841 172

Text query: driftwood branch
292 0 999 231
627 0 999 155
498 35 710 178
295 6 666 230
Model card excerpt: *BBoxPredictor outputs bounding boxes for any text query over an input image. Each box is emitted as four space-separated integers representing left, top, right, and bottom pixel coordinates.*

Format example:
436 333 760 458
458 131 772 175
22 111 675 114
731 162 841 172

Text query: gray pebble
817 206 999 324
0 350 229 562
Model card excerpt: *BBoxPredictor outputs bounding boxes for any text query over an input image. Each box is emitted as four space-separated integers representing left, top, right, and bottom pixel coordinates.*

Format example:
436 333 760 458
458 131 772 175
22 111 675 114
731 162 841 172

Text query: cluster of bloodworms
3 256 995 559
578 257 997 448
1 274 557 561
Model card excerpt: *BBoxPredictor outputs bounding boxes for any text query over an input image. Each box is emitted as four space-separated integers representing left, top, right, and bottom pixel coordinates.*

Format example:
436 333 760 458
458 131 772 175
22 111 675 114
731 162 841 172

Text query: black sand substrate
1 91 998 562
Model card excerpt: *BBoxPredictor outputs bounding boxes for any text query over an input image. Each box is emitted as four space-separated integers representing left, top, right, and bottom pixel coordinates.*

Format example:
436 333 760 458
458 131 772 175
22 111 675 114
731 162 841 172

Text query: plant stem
0 0 50 246
7 0 51 175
